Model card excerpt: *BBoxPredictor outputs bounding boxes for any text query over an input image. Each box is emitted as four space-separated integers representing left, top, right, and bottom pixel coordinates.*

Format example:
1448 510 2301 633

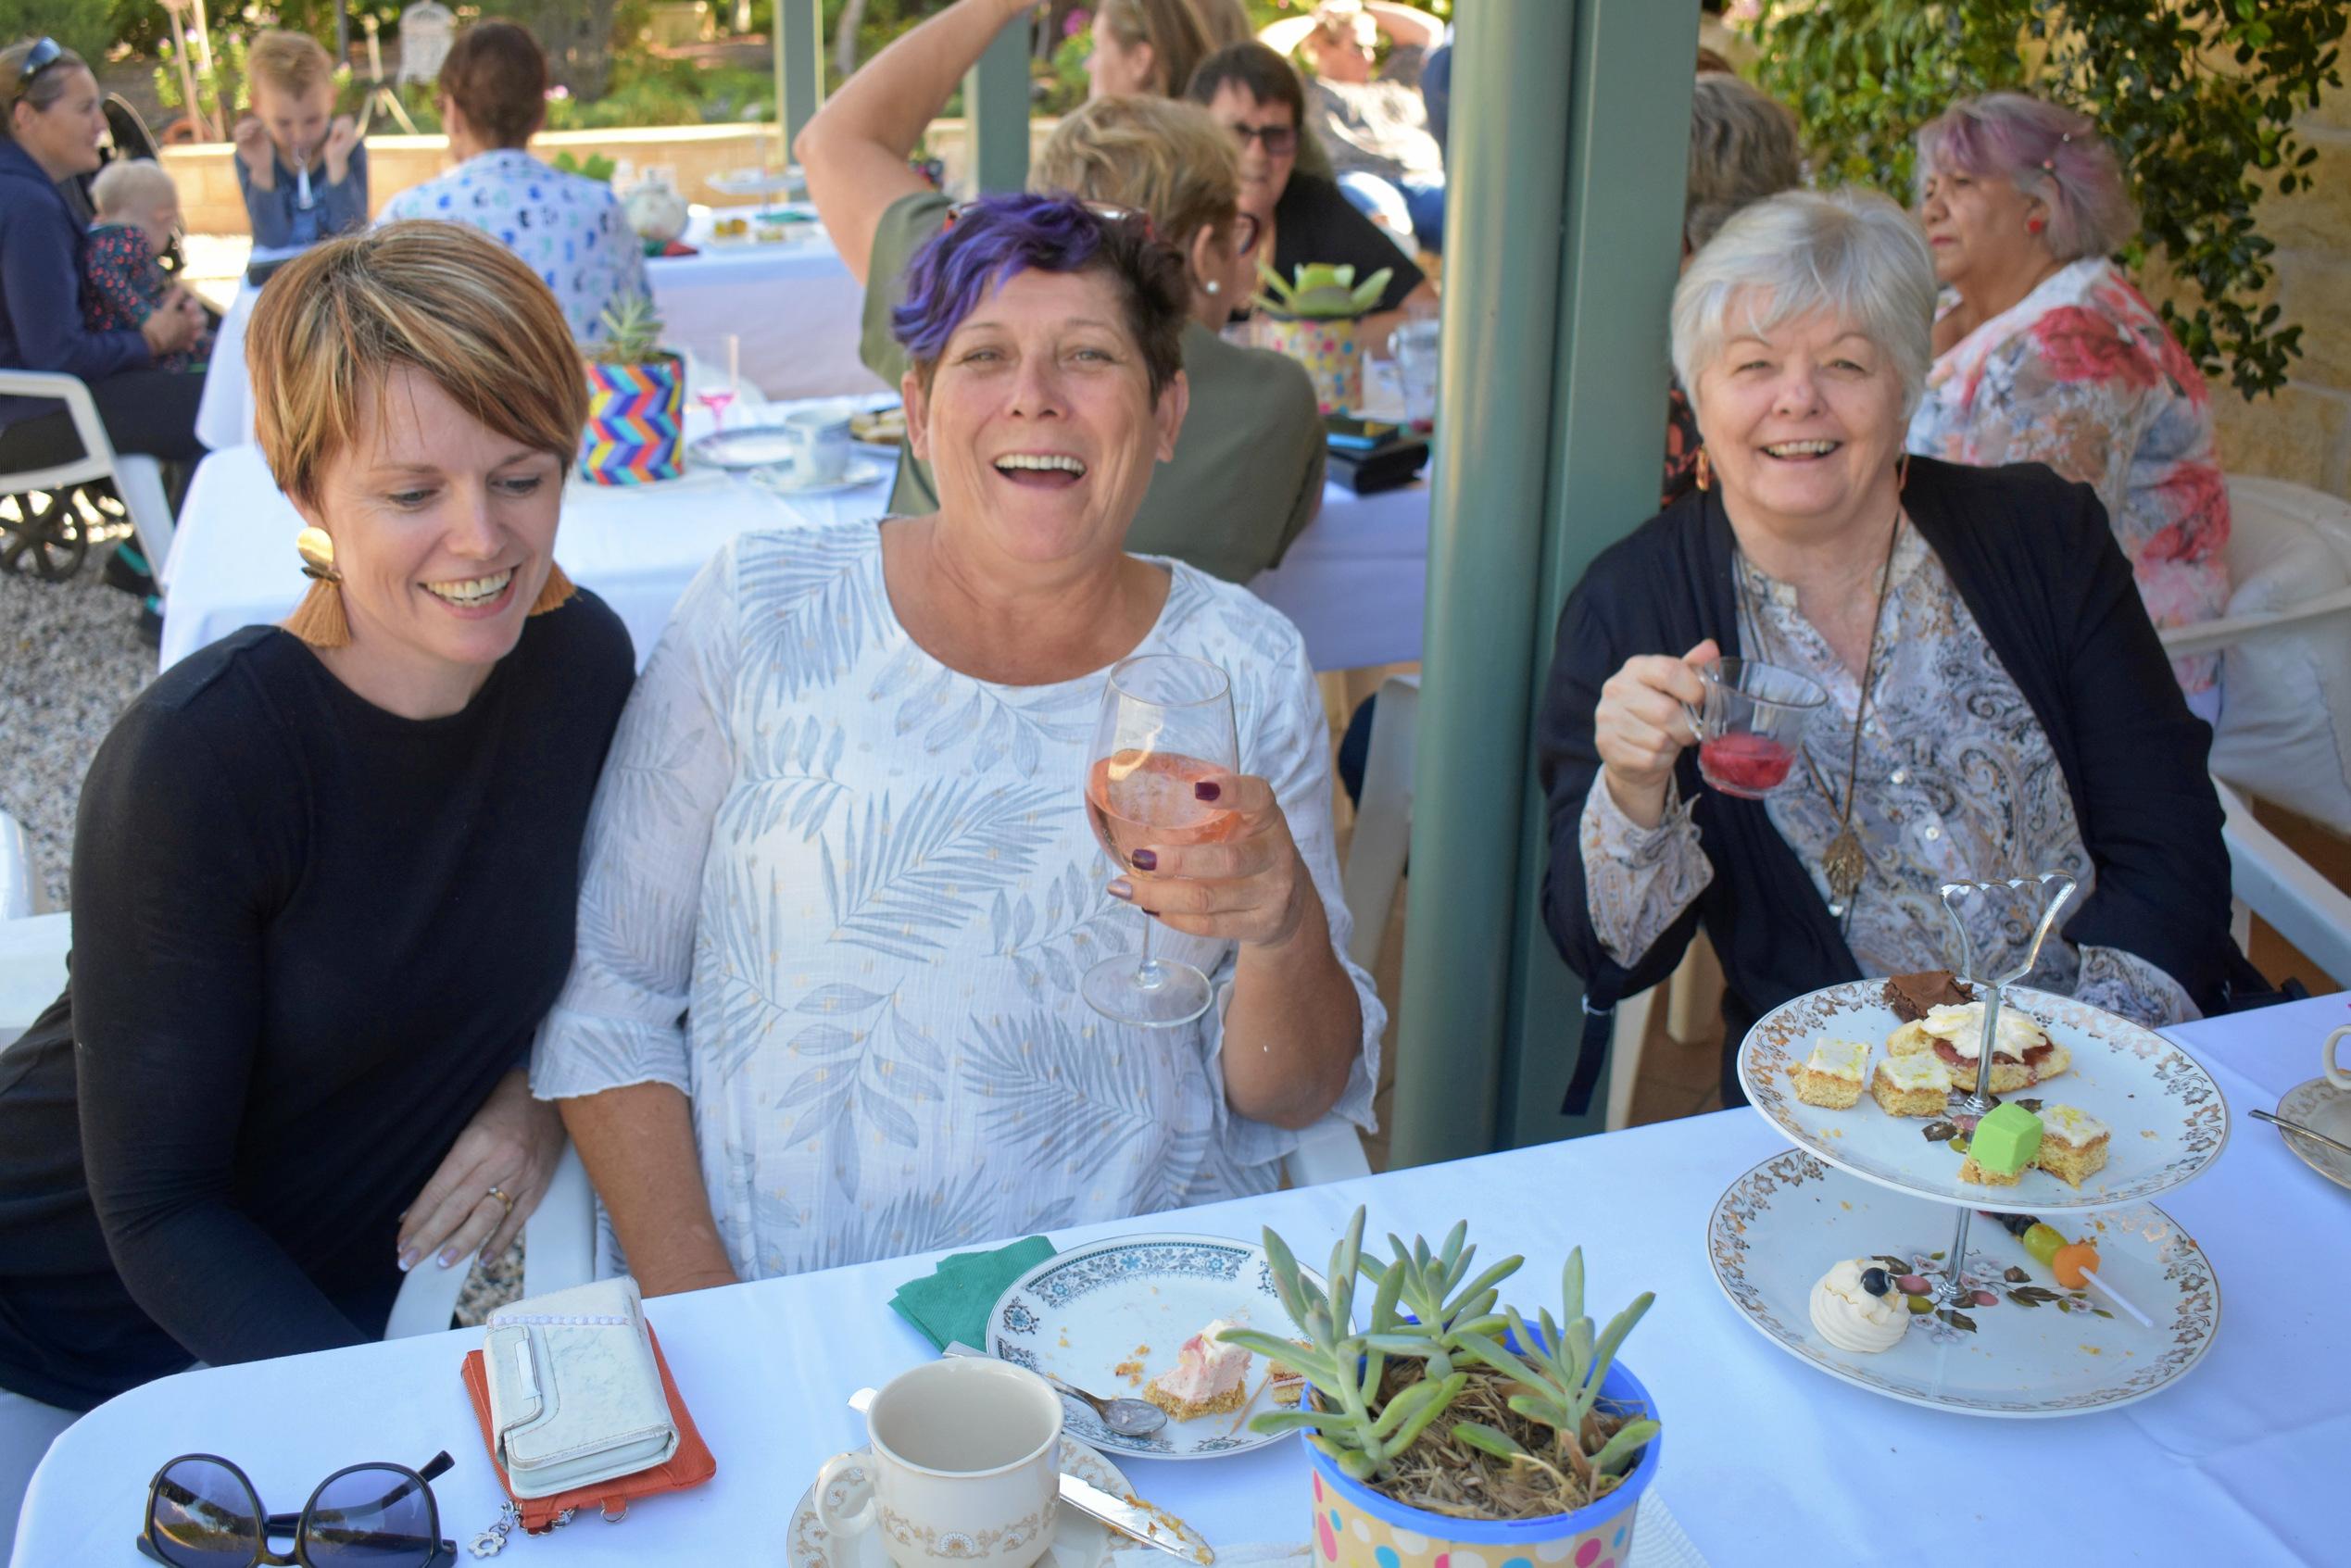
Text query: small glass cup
1681 657 1827 799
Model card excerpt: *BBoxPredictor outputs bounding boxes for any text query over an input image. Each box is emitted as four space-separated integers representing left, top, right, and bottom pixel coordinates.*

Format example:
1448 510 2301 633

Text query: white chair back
396 4 456 89
0 369 178 589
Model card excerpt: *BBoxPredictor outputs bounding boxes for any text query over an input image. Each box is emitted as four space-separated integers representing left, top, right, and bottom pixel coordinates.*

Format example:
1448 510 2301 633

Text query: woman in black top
0 223 634 1524
1539 191 2248 1104
1188 43 1435 343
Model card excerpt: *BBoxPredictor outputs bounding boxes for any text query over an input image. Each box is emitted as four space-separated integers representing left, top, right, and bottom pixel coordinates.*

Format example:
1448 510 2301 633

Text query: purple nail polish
1108 878 1134 901
1130 848 1157 871
1193 781 1221 802
1140 909 1160 918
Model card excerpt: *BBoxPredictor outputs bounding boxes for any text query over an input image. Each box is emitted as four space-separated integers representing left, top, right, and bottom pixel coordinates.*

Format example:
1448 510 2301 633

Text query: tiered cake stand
1705 879 2231 1417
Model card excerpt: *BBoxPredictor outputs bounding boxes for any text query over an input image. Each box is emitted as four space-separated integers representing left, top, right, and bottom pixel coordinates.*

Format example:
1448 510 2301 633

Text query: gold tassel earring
528 561 576 616
284 526 351 648
1694 445 1713 493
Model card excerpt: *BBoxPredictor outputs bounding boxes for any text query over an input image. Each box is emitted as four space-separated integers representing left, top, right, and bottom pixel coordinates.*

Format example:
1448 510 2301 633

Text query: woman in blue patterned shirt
377 20 647 343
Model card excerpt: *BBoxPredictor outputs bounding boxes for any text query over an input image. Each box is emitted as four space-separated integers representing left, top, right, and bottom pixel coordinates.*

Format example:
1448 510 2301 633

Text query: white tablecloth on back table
12 998 2346 1565
158 438 1430 675
193 217 883 453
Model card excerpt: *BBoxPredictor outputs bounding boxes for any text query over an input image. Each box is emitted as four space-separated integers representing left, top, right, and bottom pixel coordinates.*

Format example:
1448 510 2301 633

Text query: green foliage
550 149 619 182
1254 261 1393 320
1222 1208 1657 1492
1754 0 2347 400
587 291 666 362
8 0 112 63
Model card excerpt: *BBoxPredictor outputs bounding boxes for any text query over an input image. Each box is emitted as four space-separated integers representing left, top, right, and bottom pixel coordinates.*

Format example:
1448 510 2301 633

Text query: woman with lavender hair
1905 92 2231 709
532 194 1380 1294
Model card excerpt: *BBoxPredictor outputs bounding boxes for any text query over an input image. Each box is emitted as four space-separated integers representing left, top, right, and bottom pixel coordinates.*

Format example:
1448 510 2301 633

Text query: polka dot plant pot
1263 315 1364 416
1303 1361 1660 1568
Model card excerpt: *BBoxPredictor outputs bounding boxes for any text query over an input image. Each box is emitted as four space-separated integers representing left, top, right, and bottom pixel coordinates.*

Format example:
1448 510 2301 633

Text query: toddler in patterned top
82 159 209 373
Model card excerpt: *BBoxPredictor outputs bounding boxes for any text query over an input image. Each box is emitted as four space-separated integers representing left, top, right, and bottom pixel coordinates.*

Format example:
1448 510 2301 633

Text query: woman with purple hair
532 194 1380 1295
1906 92 2231 710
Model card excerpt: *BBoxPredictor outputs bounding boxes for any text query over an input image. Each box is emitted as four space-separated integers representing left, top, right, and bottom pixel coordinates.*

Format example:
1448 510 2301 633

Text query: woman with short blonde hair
0 221 635 1512
1088 0 1251 98
799 0 1325 585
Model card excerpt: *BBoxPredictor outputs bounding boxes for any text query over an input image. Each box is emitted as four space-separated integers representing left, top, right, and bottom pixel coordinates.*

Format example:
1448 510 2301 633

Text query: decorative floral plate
2274 1077 2351 1190
788 1438 1131 1568
987 1233 1324 1461
1736 980 2229 1211
1707 1149 2219 1418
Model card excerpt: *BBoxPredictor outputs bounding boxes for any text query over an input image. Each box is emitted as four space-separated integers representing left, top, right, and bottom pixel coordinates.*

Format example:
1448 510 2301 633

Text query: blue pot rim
1303 1360 1661 1544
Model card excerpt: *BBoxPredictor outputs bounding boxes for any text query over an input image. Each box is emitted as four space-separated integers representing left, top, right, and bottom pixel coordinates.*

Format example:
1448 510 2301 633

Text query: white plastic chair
2215 775 2351 987
394 4 456 90
382 1139 596 1337
0 809 39 923
0 370 177 592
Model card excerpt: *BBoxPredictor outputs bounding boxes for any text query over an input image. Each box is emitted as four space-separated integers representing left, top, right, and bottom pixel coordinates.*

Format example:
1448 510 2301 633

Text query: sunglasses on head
138 1450 459 1568
946 198 1159 243
9 36 65 105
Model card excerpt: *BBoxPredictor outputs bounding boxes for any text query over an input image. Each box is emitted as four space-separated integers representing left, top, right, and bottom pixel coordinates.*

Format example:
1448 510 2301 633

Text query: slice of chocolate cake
1884 969 1970 1022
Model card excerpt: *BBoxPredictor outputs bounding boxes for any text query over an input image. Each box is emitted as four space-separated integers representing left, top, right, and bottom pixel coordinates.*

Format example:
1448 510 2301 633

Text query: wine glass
1082 654 1238 1028
1680 657 1828 799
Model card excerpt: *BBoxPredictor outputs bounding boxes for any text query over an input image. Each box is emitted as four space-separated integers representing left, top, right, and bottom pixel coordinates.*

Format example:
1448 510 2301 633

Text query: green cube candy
1969 1103 2044 1176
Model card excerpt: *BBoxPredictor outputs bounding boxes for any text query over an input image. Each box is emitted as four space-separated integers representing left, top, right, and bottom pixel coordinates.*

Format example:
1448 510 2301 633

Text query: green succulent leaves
1253 262 1395 320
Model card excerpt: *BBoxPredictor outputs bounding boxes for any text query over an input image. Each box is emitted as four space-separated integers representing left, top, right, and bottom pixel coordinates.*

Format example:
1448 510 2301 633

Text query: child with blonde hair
234 29 367 247
82 159 208 372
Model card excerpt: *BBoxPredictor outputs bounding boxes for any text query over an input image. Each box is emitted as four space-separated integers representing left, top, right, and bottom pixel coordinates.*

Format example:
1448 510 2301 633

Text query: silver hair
1914 92 2139 264
1684 74 1804 254
1671 187 1937 422
91 158 180 219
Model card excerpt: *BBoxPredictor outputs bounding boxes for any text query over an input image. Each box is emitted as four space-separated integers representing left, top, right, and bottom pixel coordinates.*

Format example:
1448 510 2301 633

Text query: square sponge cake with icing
1789 1037 1870 1110
1869 1052 1953 1117
2033 1104 2112 1187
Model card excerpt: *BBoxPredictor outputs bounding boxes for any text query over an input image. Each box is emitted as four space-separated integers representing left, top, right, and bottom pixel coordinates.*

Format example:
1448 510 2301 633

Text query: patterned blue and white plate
1708 1149 2220 1418
987 1233 1324 1461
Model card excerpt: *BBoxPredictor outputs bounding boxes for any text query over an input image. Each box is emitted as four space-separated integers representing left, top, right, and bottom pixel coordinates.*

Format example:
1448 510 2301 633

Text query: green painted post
964 17 1032 194
1389 0 1698 1168
774 0 823 157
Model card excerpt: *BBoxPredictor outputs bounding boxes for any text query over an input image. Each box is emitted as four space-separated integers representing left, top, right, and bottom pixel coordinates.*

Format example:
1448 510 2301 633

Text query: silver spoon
2251 1106 2351 1160
943 1341 1167 1438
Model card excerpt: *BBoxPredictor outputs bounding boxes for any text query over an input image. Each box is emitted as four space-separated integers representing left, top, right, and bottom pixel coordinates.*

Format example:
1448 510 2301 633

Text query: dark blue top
236 140 371 249
0 139 150 426
1538 457 2249 1022
0 593 634 1410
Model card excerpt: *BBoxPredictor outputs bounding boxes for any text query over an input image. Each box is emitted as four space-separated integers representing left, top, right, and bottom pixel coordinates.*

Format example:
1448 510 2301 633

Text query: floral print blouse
1905 257 2231 696
80 223 207 373
1578 521 2196 1029
532 522 1382 1279
378 148 647 344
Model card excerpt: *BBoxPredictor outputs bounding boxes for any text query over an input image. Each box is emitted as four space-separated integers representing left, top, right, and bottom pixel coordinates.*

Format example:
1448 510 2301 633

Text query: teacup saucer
2275 1077 2351 1190
788 1437 1134 1568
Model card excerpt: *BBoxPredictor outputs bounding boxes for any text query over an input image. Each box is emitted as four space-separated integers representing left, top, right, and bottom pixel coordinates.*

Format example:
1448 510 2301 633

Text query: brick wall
2202 81 2351 501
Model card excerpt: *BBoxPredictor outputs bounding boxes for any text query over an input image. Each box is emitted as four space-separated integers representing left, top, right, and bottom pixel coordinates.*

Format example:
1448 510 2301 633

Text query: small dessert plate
747 458 891 498
1708 1150 2220 1418
788 1437 1132 1568
2274 1077 2351 1189
987 1234 1323 1461
1737 980 2229 1211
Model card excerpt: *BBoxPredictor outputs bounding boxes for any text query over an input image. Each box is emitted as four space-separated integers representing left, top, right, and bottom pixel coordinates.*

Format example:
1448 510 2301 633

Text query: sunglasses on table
137 1450 459 1568
9 36 66 105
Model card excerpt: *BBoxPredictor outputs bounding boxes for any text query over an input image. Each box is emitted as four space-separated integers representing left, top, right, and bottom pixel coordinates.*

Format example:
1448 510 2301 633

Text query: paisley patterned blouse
377 148 647 344
1578 521 2196 1028
533 522 1382 1279
1905 257 2231 696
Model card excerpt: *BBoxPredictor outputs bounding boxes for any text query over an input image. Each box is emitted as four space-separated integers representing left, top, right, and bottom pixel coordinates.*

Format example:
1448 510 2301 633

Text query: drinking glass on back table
1082 654 1238 1028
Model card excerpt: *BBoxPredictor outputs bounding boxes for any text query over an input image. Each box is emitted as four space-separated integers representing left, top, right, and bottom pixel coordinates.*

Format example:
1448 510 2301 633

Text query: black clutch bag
1326 434 1430 495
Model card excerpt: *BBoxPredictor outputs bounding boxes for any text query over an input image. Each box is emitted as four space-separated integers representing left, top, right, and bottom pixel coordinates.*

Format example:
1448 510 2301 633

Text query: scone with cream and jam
1886 1001 2068 1093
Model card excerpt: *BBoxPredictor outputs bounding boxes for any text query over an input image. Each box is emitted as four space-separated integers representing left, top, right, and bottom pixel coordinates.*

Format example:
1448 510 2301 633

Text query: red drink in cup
1684 658 1826 800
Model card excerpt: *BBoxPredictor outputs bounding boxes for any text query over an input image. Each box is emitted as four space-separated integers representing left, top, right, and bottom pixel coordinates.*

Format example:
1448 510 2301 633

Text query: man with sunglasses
0 34 207 619
1188 41 1436 345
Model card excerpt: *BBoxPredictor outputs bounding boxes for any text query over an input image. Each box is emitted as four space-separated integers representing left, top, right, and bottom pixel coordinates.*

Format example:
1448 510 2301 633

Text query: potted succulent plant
1218 1209 1661 1568
1253 262 1393 416
580 293 685 485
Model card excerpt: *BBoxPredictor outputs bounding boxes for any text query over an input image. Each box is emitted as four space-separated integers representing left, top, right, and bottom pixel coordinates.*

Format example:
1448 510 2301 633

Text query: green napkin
889 1236 1057 1352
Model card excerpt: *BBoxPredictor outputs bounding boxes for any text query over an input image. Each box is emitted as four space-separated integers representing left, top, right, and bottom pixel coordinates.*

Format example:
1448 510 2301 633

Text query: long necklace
1738 504 1905 920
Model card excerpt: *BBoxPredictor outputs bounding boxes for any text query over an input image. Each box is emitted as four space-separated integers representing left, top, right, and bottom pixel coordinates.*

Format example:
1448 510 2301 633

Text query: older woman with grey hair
1538 187 2254 1105
1907 92 2230 709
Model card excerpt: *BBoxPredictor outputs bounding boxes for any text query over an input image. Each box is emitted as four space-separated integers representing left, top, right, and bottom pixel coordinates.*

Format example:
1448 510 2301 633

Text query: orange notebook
459 1325 717 1533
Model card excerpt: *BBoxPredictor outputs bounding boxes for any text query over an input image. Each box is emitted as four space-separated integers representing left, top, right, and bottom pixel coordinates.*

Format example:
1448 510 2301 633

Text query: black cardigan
1536 457 2242 1031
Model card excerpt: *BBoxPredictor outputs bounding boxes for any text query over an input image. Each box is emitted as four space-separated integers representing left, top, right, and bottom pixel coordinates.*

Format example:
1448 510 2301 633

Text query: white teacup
786 407 854 483
816 1359 1063 1568
2326 1024 2351 1091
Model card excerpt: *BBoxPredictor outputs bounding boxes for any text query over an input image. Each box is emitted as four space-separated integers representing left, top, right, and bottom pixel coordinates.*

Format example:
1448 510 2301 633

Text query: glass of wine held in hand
1083 654 1239 1027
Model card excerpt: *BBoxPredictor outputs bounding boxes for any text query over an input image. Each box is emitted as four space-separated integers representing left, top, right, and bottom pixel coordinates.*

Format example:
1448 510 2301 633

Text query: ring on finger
485 1185 515 1219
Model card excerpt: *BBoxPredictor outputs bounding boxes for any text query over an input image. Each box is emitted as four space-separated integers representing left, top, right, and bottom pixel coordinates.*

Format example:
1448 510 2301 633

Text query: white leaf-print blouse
533 522 1382 1279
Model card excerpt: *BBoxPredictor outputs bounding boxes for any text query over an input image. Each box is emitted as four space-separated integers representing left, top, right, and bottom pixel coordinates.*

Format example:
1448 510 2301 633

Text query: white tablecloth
13 997 2346 1565
157 431 1430 675
192 216 882 453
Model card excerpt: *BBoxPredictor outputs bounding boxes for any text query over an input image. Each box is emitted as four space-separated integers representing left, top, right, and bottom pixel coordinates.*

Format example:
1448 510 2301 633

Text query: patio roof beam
964 15 1031 194
775 0 824 157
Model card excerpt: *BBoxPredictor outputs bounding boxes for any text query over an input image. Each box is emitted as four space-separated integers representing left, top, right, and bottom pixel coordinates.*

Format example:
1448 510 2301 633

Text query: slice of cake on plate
1868 1052 1953 1117
1789 1037 1870 1110
1885 1001 2068 1093
2032 1104 2111 1187
1266 1341 1311 1408
1882 969 1971 1022
1144 1319 1252 1421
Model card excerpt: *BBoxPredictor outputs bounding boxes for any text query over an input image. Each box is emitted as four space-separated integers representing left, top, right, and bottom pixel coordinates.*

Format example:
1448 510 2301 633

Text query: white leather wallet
484 1277 680 1499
